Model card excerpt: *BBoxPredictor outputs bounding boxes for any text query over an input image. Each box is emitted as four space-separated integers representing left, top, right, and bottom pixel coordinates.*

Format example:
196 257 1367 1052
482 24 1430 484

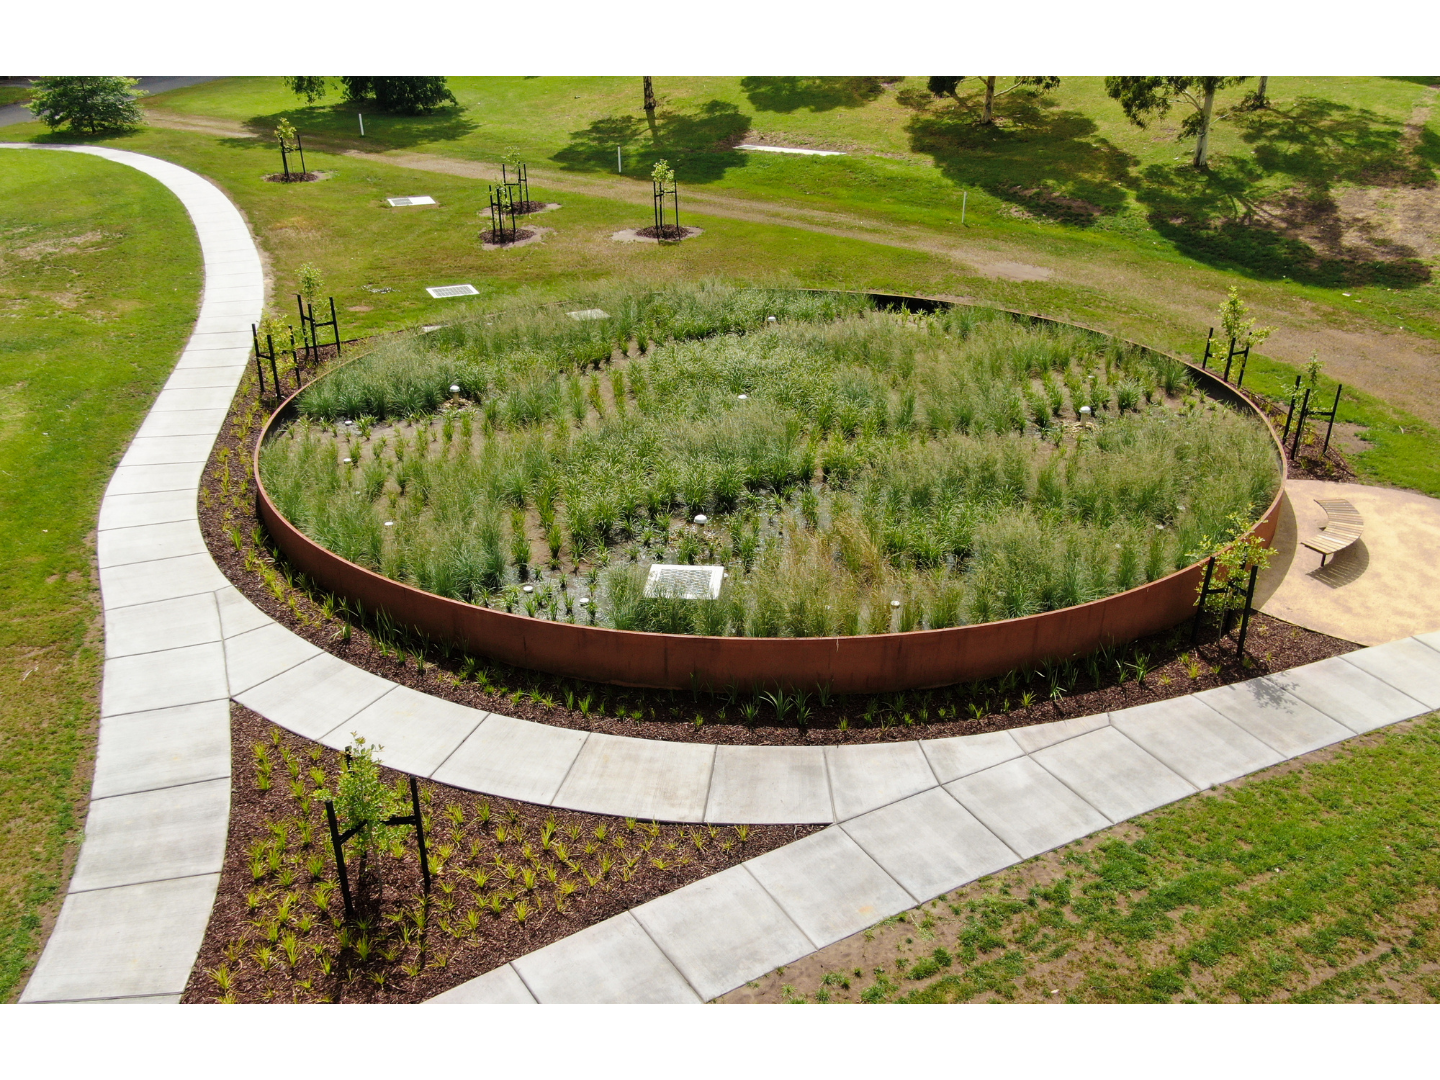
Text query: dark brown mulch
181 704 815 1004
480 227 537 246
200 346 1359 751
635 224 699 241
510 200 548 215
264 172 322 184
1237 385 1359 484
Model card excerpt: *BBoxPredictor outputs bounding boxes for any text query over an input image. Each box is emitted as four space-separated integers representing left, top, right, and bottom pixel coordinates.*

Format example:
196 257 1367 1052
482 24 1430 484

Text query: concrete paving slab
91 700 231 799
174 347 251 367
101 552 229 610
946 757 1110 859
1341 638 1440 709
1010 712 1110 754
511 912 700 1003
921 730 1024 784
1269 655 1430 734
825 741 936 821
705 745 832 824
161 365 247 391
745 827 913 948
215 584 271 638
119 433 216 466
19 874 220 1003
104 592 221 658
431 713 586 805
98 489 197 530
224 622 320 695
106 460 205 496
632 865 814 1001
329 685 483 777
1110 695 1284 789
101 642 227 717
149 386 238 412
1031 727 1195 823
1418 630 1440 653
1201 680 1355 758
427 964 535 1003
135 408 230 438
90 994 186 1004
97 518 207 569
237 652 394 740
841 787 1018 902
553 733 715 822
70 778 228 891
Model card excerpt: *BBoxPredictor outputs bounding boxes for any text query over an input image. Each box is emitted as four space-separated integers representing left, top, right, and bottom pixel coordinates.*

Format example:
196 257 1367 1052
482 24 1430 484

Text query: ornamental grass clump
260 284 1279 636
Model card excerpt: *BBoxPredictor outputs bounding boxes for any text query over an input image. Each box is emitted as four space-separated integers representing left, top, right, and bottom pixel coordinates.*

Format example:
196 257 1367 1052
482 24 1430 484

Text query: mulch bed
264 172 323 184
510 201 548 215
635 224 699 241
480 227 536 246
1239 385 1358 484
181 704 814 1004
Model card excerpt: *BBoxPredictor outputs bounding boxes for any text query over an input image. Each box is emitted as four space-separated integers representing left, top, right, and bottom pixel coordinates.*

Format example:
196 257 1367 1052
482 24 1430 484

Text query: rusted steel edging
253 294 1286 693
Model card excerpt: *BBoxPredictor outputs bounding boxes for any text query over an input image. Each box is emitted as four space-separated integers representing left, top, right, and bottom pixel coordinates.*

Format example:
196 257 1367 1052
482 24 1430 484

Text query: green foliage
1218 286 1274 350
297 263 325 307
651 158 675 187
313 736 401 855
282 77 329 104
274 117 298 148
28 76 144 134
1104 76 1248 167
340 77 457 114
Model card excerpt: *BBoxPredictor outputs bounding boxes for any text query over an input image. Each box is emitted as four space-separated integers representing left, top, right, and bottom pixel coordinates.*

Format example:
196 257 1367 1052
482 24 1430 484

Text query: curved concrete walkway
1257 479 1440 646
10 144 263 1003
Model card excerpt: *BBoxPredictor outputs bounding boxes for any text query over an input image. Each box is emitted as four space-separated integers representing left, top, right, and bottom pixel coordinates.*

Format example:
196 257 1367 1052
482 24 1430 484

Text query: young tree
1104 76 1247 169
1218 286 1274 351
28 76 144 134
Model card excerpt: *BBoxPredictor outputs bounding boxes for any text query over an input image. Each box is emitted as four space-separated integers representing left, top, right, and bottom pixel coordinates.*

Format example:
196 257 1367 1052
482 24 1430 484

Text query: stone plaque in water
644 564 724 600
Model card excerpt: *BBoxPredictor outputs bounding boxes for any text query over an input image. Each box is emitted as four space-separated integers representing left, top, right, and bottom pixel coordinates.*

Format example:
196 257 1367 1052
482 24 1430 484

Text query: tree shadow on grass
739 77 888 114
1231 95 1432 190
904 90 1135 224
239 103 478 151
552 100 750 183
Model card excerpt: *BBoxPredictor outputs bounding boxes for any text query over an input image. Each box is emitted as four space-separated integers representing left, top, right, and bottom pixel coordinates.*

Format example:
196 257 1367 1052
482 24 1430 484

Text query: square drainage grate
387 196 437 207
567 308 610 321
426 284 479 299
644 563 725 600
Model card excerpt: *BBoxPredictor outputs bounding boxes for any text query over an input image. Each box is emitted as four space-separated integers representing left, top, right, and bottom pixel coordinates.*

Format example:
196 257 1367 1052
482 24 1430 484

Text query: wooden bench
1302 498 1364 566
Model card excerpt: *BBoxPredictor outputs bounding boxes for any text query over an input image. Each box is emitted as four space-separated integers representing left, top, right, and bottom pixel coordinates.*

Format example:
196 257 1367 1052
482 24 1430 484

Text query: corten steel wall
254 297 1286 693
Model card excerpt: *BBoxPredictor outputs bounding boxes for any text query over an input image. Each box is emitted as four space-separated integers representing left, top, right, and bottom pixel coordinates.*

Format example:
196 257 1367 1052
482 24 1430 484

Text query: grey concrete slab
946 757 1110 859
106 460 205 496
70 778 228 891
632 864 814 1001
101 642 227 717
511 912 700 1003
329 685 483 777
89 994 185 1004
1110 695 1284 789
1417 630 1440 654
431 713 586 805
921 730 1024 784
704 745 832 824
745 827 914 948
174 347 251 367
119 433 216 465
825 741 936 821
97 518 207 569
1342 638 1440 709
91 700 230 799
1010 712 1110 754
101 552 228 610
135 408 230 439
237 652 395 740
215 584 271 638
1269 656 1428 735
224 622 321 695
1031 727 1195 824
161 367 246 392
148 386 238 412
103 592 221 658
841 787 1018 902
1201 680 1355 758
19 874 220 1003
97 489 197 530
553 733 715 822
427 964 535 1003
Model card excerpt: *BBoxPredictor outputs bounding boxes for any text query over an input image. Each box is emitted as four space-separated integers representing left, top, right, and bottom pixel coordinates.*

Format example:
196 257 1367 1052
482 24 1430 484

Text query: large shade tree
926 76 1060 123
1104 76 1247 169
28 76 145 133
283 76 457 114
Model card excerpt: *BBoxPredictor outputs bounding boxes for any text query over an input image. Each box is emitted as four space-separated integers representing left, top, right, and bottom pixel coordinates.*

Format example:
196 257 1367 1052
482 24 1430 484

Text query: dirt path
144 110 1440 426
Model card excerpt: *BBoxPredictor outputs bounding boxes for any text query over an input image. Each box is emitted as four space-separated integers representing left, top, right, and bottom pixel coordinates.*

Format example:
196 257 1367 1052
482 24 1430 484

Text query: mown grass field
727 714 1440 1004
0 149 201 1001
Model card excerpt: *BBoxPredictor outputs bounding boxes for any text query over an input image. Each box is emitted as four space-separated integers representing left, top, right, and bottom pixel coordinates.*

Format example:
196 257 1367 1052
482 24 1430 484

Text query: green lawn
0 149 202 1001
739 714 1440 1004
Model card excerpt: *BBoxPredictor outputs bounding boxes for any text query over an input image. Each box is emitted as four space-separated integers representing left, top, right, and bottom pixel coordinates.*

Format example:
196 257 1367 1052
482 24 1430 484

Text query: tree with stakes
274 117 308 180
487 183 520 245
651 158 681 239
500 146 531 212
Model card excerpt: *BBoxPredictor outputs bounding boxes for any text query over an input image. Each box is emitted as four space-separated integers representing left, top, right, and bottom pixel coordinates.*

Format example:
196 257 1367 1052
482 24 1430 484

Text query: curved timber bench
1303 498 1364 566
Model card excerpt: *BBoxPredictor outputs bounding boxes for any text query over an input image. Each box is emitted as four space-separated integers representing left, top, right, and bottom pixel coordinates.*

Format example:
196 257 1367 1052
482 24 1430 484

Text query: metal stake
961 190 967 226
1190 557 1216 646
1322 384 1343 455
1235 564 1259 658
358 113 365 137
324 799 355 920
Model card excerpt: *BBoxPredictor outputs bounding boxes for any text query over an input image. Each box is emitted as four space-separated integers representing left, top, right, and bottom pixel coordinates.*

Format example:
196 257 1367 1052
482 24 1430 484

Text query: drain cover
567 308 610 321
426 284 479 298
387 196 437 207
644 564 725 600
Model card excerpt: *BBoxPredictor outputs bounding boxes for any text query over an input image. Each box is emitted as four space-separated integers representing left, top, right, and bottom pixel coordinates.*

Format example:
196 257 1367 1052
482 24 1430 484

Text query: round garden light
523 584 534 593
694 514 708 525
577 597 589 606
384 521 393 526
450 384 460 393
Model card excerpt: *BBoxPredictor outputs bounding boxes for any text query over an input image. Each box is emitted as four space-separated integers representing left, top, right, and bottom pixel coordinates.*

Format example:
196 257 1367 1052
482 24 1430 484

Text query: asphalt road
0 76 217 130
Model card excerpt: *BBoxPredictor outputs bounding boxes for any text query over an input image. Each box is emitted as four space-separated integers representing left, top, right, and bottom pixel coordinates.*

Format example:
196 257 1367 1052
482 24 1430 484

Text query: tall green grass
261 285 1279 636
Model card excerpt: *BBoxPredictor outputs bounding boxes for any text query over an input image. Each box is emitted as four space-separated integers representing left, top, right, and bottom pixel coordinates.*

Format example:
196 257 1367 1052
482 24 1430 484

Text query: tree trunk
1255 76 1268 107
981 77 996 124
643 76 656 114
1193 84 1216 169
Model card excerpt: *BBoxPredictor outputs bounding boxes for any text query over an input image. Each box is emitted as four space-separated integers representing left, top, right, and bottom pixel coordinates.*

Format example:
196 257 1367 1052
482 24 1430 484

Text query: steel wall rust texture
253 297 1286 693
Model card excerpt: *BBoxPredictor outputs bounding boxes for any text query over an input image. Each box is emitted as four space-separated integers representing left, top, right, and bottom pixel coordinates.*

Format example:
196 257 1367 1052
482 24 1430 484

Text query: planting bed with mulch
183 704 815 1003
635 224 700 241
480 227 536 246
264 172 323 183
